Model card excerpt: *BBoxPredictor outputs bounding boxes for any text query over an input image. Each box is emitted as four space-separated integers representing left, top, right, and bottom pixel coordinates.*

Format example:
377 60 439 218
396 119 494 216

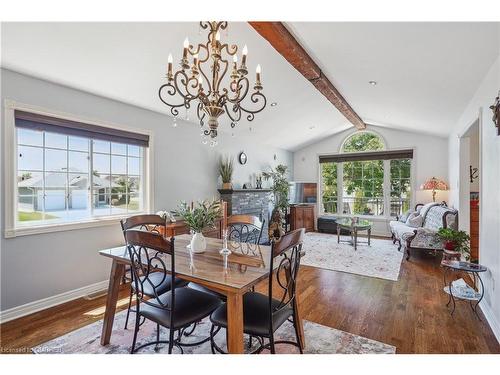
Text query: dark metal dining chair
187 214 265 300
227 214 265 245
209 228 305 354
120 214 188 330
125 229 222 353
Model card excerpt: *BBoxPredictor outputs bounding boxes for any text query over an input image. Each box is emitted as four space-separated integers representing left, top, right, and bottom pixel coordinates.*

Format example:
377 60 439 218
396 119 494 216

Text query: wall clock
238 152 247 165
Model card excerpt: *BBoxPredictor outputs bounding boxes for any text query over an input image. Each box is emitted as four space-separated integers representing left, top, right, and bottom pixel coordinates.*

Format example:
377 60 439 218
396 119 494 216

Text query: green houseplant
176 199 221 253
263 165 290 239
262 164 290 215
218 155 234 190
437 228 471 260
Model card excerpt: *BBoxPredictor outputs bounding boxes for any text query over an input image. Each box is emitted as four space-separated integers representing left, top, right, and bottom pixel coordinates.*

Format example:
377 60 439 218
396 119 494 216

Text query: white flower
156 210 167 218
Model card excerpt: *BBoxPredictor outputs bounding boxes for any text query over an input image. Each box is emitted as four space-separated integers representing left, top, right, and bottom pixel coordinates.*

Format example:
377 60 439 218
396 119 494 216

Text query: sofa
389 202 458 260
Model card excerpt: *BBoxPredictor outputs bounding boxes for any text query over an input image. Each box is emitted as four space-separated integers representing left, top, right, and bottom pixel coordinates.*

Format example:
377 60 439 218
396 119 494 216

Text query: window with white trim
320 132 412 217
14 110 149 229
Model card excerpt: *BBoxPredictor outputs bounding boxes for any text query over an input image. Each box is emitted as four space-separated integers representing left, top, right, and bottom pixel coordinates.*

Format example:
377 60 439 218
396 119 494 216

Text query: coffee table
336 217 372 250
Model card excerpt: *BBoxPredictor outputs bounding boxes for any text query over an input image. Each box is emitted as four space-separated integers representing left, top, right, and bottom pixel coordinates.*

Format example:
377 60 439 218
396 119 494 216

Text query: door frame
457 109 482 237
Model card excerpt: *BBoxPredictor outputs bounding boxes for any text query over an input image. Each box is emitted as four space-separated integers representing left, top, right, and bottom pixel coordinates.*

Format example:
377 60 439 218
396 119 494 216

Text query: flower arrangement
175 199 221 233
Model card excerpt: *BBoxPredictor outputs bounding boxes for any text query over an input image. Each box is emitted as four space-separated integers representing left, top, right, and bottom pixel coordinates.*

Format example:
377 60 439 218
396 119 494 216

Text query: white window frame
3 99 154 238
317 130 416 220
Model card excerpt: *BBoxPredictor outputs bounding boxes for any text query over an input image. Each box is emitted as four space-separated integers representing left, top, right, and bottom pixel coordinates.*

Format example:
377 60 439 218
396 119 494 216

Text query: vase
444 240 456 251
222 182 232 190
190 232 207 253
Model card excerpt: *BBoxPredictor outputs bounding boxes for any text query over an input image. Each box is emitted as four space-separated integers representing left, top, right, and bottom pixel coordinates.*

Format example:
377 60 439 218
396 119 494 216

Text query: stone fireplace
218 189 272 244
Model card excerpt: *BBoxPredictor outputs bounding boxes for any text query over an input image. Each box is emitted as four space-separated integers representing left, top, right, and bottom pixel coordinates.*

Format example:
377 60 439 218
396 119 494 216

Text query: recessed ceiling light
369 80 377 86
308 125 315 130
270 102 278 107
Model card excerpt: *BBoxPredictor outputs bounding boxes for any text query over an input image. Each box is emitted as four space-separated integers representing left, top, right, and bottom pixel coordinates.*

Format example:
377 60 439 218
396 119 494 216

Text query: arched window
320 131 412 217
341 131 385 153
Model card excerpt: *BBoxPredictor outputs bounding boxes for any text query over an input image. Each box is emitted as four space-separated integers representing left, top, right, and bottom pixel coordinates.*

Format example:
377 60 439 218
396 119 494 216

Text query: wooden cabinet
163 219 222 239
470 202 479 262
290 204 315 232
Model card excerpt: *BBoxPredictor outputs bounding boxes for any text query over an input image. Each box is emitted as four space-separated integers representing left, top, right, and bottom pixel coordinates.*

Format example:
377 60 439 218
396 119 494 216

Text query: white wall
0 69 293 313
448 54 500 341
293 125 449 235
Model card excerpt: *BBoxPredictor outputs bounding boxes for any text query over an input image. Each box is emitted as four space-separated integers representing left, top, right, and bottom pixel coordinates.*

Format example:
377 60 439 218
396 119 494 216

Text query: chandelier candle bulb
242 45 248 66
167 53 173 79
256 64 261 82
183 38 189 58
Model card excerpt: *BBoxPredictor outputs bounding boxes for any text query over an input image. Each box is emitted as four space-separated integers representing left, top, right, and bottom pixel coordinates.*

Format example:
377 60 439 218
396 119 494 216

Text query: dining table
98 233 305 353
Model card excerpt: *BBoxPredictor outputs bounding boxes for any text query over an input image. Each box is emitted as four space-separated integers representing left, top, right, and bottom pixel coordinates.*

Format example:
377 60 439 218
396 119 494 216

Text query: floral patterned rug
32 310 395 354
302 232 403 281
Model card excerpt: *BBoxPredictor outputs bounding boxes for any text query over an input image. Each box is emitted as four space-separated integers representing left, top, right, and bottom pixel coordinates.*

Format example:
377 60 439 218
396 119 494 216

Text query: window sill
4 213 146 238
320 213 395 221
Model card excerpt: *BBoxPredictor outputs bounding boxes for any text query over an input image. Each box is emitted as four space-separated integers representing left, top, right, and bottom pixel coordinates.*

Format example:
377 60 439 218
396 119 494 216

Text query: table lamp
420 177 448 202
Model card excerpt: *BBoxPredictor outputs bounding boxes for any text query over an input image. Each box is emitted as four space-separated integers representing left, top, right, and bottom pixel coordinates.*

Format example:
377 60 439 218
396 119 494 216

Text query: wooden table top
99 234 272 293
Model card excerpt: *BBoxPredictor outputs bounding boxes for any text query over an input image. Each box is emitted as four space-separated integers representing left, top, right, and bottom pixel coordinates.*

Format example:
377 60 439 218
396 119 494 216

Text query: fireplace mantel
217 188 272 194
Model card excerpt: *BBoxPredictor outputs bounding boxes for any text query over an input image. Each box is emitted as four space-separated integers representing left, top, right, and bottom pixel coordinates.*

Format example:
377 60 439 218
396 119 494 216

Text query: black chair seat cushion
139 287 222 330
187 282 226 301
131 272 188 297
210 292 293 337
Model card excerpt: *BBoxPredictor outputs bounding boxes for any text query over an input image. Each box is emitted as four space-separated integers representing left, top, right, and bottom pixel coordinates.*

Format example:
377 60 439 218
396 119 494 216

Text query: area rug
32 310 395 354
301 232 403 281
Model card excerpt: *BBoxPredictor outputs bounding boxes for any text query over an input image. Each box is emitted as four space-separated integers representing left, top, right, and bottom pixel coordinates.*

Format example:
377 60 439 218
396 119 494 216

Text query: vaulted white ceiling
2 22 499 151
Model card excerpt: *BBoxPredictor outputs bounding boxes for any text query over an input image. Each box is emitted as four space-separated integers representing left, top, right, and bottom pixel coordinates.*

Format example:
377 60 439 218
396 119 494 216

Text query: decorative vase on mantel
222 182 233 190
190 232 207 253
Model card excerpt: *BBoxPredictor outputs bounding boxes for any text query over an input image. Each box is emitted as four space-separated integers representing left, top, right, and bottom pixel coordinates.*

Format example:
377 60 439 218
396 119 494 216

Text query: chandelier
158 21 267 146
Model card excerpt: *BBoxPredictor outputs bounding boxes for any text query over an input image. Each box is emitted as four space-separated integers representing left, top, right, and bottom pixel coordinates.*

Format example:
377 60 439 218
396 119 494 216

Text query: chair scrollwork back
125 229 175 312
268 228 305 321
227 214 265 245
120 214 167 237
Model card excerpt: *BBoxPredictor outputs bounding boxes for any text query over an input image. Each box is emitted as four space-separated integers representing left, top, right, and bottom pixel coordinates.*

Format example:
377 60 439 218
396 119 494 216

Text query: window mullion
42 132 46 219
337 163 343 215
89 140 94 218
383 159 390 218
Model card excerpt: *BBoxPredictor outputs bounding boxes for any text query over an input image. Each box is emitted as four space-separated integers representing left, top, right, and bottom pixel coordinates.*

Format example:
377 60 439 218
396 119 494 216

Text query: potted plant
176 199 221 253
437 228 471 260
263 164 290 237
218 155 234 190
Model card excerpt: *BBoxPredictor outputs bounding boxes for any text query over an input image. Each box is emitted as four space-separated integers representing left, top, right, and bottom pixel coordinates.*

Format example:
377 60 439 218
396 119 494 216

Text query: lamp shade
420 177 448 191
420 177 448 202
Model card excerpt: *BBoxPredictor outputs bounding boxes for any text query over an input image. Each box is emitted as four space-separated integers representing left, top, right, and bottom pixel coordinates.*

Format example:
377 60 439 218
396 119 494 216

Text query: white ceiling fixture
368 81 377 86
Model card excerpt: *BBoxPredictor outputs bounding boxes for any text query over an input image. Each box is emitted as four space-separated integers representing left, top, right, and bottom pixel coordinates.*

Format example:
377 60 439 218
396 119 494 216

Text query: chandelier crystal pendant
159 21 267 144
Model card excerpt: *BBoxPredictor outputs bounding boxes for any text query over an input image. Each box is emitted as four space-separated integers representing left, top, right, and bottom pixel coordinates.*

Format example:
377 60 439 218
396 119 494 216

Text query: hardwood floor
1 239 499 354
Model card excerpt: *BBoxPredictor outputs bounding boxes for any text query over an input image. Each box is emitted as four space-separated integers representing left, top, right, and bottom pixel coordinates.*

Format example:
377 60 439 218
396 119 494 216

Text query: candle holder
219 228 232 269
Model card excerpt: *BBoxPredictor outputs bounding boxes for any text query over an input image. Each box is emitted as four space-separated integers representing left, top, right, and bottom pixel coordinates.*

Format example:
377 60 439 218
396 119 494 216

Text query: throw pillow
407 214 423 228
398 209 413 223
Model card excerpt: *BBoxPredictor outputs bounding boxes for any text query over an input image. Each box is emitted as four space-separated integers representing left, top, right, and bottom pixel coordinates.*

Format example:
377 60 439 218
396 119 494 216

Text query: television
289 182 317 204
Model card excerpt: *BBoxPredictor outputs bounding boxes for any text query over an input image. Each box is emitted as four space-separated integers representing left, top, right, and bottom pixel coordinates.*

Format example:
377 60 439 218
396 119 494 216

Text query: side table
441 259 487 320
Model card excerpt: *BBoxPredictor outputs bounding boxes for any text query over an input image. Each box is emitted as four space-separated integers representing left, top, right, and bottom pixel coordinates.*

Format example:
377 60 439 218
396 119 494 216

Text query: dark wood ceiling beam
249 21 366 130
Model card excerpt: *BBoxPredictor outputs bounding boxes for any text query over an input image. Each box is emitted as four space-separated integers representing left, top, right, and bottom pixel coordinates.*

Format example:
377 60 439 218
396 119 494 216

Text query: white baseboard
0 280 109 324
480 300 500 344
